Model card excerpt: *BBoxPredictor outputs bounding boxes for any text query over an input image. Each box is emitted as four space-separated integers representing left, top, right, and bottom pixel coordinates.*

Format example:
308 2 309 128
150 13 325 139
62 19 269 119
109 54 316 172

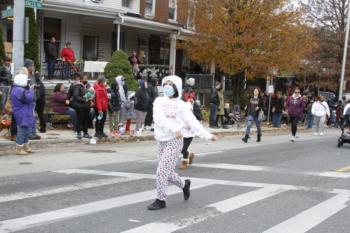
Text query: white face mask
163 84 175 97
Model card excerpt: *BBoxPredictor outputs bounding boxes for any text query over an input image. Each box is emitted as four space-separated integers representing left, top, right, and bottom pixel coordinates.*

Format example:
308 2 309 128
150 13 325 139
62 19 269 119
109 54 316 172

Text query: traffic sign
1 6 13 19
25 0 43 9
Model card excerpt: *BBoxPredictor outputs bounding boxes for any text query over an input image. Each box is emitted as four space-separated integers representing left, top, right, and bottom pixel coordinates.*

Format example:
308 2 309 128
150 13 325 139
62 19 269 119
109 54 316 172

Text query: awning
114 15 180 33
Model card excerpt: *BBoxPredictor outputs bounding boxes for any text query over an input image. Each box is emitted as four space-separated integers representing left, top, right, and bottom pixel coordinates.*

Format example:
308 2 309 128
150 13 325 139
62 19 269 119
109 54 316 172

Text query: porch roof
43 0 121 19
115 15 181 33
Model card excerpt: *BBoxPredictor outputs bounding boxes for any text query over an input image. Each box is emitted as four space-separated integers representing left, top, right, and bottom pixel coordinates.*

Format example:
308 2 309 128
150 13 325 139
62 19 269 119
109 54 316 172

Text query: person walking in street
24 59 41 140
52 83 77 129
272 91 284 128
61 42 76 80
147 75 216 211
286 87 306 142
0 57 12 112
180 78 203 170
47 37 58 79
108 81 121 135
93 77 109 139
144 77 158 131
306 97 315 129
216 82 228 129
134 79 150 136
11 68 35 155
71 75 92 139
34 72 46 133
242 88 264 143
312 96 330 136
209 81 221 128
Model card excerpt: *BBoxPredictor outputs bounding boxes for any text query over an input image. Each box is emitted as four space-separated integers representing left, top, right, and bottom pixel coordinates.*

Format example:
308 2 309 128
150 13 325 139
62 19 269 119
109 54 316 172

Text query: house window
187 6 194 29
83 36 99 61
145 0 155 17
122 0 130 7
168 0 177 21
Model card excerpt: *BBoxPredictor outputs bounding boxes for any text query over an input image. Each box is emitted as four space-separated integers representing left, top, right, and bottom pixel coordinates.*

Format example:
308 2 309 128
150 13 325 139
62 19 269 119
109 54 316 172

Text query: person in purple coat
11 68 35 155
52 83 77 129
286 87 306 142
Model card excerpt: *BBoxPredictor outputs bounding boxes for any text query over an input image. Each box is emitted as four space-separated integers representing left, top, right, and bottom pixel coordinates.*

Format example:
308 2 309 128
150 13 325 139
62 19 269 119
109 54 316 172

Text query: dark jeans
36 101 46 132
182 137 193 159
290 116 300 136
11 115 17 136
75 107 90 134
63 62 72 80
95 110 107 135
64 107 77 127
272 112 282 128
145 106 153 127
16 125 30 145
47 58 56 79
210 103 218 127
245 115 261 136
307 112 314 129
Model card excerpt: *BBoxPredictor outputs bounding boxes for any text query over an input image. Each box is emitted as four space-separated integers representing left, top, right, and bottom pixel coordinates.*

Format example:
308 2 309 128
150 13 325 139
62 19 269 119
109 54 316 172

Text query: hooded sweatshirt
94 82 109 111
153 75 212 142
286 94 306 118
11 74 35 126
312 100 330 117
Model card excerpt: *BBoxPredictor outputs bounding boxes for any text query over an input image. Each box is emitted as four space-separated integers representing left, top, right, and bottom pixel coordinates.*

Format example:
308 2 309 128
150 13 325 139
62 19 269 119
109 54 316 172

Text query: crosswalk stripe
121 186 290 233
263 191 350 233
191 163 268 171
0 182 211 233
0 177 136 204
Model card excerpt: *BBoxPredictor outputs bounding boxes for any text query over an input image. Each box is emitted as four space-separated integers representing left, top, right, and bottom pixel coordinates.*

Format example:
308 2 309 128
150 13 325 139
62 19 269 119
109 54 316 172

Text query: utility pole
339 0 350 100
13 0 25 74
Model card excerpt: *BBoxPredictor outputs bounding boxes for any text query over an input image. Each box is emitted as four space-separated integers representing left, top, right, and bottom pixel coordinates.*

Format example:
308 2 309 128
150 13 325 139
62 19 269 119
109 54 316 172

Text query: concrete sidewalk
0 123 295 148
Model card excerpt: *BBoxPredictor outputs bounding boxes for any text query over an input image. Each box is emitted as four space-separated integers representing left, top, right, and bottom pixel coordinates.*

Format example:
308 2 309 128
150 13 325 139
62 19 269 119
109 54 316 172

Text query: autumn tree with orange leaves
178 0 315 79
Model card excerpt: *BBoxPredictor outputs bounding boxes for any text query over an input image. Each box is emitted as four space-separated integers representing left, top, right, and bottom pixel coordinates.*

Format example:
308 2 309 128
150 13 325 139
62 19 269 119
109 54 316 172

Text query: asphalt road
1 129 350 233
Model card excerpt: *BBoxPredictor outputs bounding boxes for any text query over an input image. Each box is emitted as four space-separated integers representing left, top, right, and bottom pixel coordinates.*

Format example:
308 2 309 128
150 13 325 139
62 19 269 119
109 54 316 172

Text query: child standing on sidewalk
148 75 216 211
108 81 121 136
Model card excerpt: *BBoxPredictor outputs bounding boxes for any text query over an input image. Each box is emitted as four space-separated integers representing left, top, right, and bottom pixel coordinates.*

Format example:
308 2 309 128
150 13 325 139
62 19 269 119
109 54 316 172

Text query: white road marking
0 182 210 233
196 151 224 156
263 190 350 233
191 163 268 171
307 171 350 178
0 177 136 204
121 186 290 233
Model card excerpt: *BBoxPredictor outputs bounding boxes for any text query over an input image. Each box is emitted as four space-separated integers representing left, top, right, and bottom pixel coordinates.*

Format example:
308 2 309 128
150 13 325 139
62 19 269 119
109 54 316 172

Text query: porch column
169 33 177 75
210 60 215 74
117 23 121 51
13 0 25 74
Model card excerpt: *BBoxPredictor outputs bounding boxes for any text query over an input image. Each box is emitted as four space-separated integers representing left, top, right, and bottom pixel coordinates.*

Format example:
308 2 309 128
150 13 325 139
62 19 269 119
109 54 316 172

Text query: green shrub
24 8 40 70
104 50 138 91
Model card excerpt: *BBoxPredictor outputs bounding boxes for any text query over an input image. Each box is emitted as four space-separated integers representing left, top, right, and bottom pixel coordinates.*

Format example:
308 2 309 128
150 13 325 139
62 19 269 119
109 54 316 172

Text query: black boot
257 134 261 142
183 179 191 201
242 135 249 143
147 199 166 211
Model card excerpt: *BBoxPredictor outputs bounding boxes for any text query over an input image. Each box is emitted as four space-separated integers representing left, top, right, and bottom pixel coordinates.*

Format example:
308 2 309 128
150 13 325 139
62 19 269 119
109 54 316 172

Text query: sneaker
83 133 92 139
179 160 189 170
147 199 166 211
102 133 108 138
183 179 191 201
320 132 324 136
290 136 295 142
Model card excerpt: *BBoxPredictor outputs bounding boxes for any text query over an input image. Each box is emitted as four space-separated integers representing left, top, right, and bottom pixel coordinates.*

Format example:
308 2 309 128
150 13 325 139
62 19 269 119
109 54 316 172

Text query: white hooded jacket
153 75 212 142
312 101 330 117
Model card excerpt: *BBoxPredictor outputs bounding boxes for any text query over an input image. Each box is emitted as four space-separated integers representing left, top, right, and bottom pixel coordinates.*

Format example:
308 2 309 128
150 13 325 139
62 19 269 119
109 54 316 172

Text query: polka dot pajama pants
156 138 185 201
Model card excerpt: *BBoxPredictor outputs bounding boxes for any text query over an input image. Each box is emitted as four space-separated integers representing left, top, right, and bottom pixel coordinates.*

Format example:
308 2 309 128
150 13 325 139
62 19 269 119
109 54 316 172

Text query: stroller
337 110 350 148
224 104 241 129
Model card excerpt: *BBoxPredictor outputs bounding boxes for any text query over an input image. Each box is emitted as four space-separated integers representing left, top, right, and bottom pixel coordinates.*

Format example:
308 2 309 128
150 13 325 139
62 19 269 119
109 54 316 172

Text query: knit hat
14 74 29 87
24 59 34 68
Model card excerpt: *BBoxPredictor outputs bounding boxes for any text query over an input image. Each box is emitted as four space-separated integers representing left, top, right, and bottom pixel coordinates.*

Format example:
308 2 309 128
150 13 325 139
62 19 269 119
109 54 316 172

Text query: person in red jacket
94 76 109 139
61 42 76 80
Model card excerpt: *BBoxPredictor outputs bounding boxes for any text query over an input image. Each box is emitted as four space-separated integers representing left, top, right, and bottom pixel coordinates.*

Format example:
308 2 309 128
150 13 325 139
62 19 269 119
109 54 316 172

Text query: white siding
44 0 122 11
64 14 82 59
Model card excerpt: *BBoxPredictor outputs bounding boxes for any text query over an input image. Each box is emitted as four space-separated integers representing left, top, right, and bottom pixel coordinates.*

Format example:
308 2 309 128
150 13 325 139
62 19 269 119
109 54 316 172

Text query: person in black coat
108 81 122 133
0 57 12 112
144 77 158 130
34 72 46 133
209 81 221 128
70 76 92 140
134 80 149 134
47 37 58 79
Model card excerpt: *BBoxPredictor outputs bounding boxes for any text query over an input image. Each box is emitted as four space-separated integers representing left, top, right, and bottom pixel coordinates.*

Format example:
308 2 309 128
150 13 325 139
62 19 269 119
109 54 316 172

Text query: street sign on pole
25 0 43 9
1 6 13 19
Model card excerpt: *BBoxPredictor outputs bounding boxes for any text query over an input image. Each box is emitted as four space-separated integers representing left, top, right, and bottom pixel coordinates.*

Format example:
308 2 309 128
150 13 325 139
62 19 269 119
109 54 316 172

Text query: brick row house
1 0 196 77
